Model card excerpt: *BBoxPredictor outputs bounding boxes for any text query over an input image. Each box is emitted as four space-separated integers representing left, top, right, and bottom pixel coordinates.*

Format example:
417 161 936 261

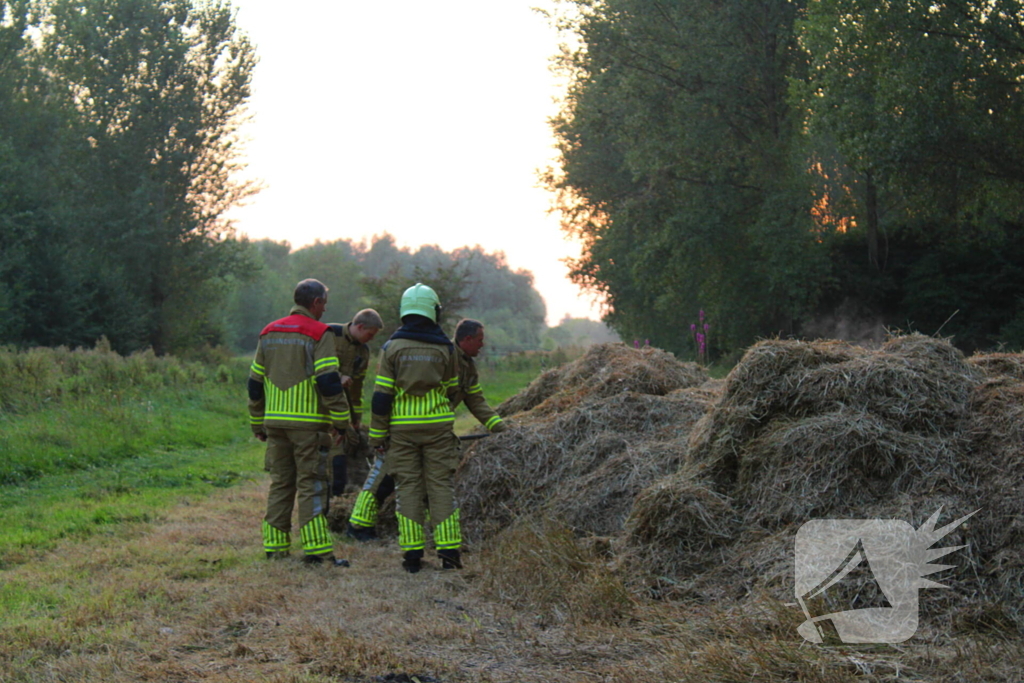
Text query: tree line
0 0 256 355
223 234 551 356
548 0 1024 357
0 0 581 359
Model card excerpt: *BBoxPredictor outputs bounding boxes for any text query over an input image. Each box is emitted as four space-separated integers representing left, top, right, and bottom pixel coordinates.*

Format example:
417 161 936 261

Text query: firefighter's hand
345 426 361 448
340 374 353 388
373 444 387 458
254 431 267 442
330 427 345 446
490 420 509 433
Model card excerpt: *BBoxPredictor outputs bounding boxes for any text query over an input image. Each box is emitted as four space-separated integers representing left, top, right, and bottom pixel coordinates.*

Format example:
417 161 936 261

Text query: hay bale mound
497 343 709 416
619 334 1022 629
624 469 738 577
459 343 718 543
968 351 1024 381
685 334 981 523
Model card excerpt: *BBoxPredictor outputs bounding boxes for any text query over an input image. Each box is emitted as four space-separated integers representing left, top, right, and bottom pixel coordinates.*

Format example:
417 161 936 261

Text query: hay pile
458 344 716 540
460 334 1023 630
496 344 710 416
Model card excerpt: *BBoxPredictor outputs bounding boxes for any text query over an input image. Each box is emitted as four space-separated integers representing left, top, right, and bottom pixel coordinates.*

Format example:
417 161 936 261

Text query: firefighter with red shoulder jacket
247 278 350 565
325 308 383 497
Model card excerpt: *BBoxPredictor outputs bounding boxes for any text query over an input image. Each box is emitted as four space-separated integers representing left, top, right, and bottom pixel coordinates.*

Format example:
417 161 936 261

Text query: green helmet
400 283 441 322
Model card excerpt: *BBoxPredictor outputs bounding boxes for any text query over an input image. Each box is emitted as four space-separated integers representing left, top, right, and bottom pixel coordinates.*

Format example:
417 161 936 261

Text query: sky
226 0 601 325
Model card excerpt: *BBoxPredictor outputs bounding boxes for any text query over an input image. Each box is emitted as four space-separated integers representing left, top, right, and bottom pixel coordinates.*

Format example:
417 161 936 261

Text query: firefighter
448 318 508 434
366 283 461 573
248 279 350 565
346 316 508 545
326 308 383 497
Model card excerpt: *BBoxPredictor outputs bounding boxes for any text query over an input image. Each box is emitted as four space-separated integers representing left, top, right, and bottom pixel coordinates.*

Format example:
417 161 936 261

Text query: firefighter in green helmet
365 283 462 572
347 316 508 542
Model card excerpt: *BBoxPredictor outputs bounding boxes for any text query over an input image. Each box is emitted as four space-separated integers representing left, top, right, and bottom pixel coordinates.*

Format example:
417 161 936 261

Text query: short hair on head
353 308 383 329
455 318 484 342
294 279 328 308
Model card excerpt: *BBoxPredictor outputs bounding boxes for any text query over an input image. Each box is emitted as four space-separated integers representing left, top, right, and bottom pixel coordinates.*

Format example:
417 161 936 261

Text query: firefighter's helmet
400 283 441 322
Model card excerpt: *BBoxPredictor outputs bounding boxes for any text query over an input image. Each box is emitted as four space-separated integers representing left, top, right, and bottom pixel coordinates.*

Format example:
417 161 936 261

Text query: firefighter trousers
262 427 334 558
390 428 461 552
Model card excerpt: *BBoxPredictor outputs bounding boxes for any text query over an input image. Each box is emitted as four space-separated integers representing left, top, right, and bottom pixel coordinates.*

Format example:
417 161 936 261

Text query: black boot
402 549 424 574
437 548 462 570
302 553 350 567
345 523 378 542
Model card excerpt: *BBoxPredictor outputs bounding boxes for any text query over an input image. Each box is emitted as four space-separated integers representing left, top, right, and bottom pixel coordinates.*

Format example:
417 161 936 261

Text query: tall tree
548 0 830 355
38 0 257 353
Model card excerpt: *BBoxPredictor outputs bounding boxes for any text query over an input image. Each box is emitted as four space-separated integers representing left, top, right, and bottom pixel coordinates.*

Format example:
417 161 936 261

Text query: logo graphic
794 508 977 643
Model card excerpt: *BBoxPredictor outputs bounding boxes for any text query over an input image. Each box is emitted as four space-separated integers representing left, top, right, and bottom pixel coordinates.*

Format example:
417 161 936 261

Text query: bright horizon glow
225 0 602 326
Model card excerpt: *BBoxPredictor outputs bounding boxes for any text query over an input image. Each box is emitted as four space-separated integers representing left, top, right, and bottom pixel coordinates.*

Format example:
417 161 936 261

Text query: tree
548 0 831 355
37 0 257 353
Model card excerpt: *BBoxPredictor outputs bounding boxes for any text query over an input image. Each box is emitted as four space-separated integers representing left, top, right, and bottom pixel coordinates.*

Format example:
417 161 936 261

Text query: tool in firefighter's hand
458 432 492 441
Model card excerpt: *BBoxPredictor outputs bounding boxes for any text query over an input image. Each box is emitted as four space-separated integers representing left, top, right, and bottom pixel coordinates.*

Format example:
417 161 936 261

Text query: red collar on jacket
260 307 330 341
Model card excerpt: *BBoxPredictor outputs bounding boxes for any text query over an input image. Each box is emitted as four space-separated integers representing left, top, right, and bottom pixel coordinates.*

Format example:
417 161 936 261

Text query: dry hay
497 343 709 416
619 334 1022 630
458 345 714 542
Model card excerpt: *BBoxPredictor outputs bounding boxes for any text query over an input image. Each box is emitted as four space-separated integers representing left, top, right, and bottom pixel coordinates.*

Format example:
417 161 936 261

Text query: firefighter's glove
490 420 509 434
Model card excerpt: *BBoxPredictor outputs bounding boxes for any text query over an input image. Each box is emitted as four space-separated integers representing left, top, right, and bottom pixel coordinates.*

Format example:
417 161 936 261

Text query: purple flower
634 339 640 348
704 323 709 332
690 323 697 333
645 339 650 346
699 309 705 322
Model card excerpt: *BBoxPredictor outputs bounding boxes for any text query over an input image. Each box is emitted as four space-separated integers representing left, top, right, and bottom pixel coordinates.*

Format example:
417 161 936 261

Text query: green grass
0 344 249 486
0 344 259 569
0 438 265 572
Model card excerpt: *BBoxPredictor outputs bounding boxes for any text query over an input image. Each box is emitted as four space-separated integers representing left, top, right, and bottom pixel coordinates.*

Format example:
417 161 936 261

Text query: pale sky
226 0 601 325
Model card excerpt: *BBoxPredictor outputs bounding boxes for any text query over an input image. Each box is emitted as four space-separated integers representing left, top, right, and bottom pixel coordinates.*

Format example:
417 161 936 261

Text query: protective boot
345 523 378 542
402 549 424 574
437 548 462 570
302 553 351 567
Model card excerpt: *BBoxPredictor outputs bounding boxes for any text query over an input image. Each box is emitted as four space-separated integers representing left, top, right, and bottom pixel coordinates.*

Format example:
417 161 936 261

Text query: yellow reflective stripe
349 491 380 527
485 415 502 430
468 384 483 394
330 409 350 422
434 509 461 549
391 414 455 425
250 362 265 377
250 415 264 425
314 357 339 371
265 413 331 424
262 521 290 553
375 375 395 389
368 427 388 439
397 513 425 551
300 515 333 555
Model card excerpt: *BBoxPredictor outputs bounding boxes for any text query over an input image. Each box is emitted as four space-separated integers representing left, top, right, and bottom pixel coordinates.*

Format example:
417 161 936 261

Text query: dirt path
4 476 1020 683
1 479 674 683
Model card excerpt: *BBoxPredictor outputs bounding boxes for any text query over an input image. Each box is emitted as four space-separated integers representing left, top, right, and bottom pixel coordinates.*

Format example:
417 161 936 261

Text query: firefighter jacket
451 351 506 432
328 322 371 424
367 330 459 448
248 306 350 434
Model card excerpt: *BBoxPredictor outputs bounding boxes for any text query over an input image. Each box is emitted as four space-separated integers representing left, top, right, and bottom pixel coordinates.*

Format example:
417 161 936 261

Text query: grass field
1 343 1020 681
